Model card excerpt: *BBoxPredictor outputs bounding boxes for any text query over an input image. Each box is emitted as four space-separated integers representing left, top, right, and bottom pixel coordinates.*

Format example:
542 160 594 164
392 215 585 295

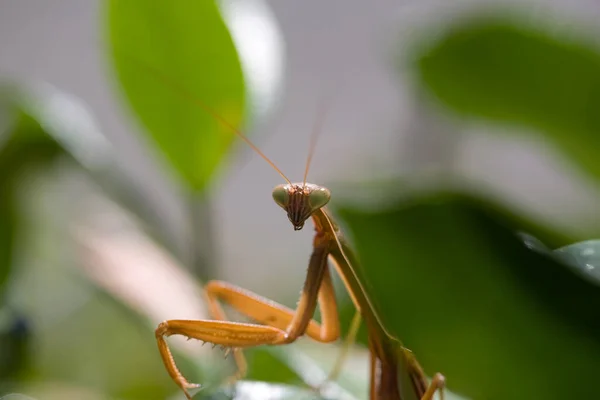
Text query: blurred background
1 0 600 399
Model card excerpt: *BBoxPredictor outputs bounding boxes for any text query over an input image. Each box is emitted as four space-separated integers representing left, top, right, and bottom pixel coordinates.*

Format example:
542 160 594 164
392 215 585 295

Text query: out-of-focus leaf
0 82 188 395
0 307 30 387
107 0 246 191
0 82 120 389
216 0 285 124
0 112 63 297
1 79 187 257
0 113 62 389
519 233 600 284
11 381 110 400
72 190 228 392
336 192 600 400
10 162 181 398
244 347 299 385
414 17 600 179
554 240 600 284
0 81 118 297
518 232 551 254
0 206 11 293
270 342 367 400
201 380 337 400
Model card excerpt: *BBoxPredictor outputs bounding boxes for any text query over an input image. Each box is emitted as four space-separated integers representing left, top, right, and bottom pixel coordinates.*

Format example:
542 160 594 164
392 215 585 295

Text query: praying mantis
117 54 446 400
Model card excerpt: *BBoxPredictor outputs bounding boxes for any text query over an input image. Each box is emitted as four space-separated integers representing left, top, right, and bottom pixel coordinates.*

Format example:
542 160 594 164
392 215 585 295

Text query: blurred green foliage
415 16 600 181
338 193 600 400
107 0 246 192
0 112 63 296
0 91 76 393
0 84 182 398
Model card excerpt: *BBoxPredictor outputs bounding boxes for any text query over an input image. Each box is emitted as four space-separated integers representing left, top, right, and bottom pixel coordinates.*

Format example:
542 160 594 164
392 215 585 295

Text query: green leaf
244 348 299 385
554 240 600 284
414 17 600 179
200 380 340 400
107 0 246 191
337 192 600 400
0 181 15 295
0 308 30 386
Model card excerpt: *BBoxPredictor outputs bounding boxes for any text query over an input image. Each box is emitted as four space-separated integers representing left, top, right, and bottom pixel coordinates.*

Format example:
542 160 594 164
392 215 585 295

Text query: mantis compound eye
272 184 290 208
308 186 331 212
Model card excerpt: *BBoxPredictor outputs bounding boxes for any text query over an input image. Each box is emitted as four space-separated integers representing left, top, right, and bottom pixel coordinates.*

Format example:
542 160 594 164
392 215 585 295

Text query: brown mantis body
150 95 446 400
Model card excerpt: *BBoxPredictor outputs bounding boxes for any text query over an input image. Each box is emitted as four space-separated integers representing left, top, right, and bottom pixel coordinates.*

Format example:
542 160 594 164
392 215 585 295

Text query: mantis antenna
113 50 292 186
302 80 347 188
302 95 330 188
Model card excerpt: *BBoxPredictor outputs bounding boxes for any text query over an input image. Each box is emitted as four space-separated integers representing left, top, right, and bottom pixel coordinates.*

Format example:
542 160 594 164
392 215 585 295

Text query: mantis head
272 183 331 230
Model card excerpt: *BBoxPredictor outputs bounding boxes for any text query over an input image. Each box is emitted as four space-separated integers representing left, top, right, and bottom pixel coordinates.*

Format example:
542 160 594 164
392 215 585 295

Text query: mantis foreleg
155 238 341 399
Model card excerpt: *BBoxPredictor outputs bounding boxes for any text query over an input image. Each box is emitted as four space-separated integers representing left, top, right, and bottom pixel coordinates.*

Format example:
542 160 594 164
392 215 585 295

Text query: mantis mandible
125 56 447 400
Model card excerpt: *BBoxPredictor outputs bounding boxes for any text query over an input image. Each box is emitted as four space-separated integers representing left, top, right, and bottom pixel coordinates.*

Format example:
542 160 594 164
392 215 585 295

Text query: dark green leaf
107 0 246 191
415 17 600 179
0 308 31 387
0 186 14 295
337 192 600 400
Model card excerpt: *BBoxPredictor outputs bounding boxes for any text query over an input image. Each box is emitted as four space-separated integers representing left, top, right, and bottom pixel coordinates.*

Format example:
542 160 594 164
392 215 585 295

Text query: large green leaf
414 17 600 180
107 0 246 191
337 192 600 400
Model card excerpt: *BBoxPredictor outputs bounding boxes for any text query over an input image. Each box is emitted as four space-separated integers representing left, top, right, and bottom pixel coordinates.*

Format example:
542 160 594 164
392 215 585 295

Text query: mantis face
272 183 331 230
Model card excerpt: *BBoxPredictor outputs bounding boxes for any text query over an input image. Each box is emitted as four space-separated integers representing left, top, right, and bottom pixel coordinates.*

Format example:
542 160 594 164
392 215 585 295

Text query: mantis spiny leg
155 236 341 399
